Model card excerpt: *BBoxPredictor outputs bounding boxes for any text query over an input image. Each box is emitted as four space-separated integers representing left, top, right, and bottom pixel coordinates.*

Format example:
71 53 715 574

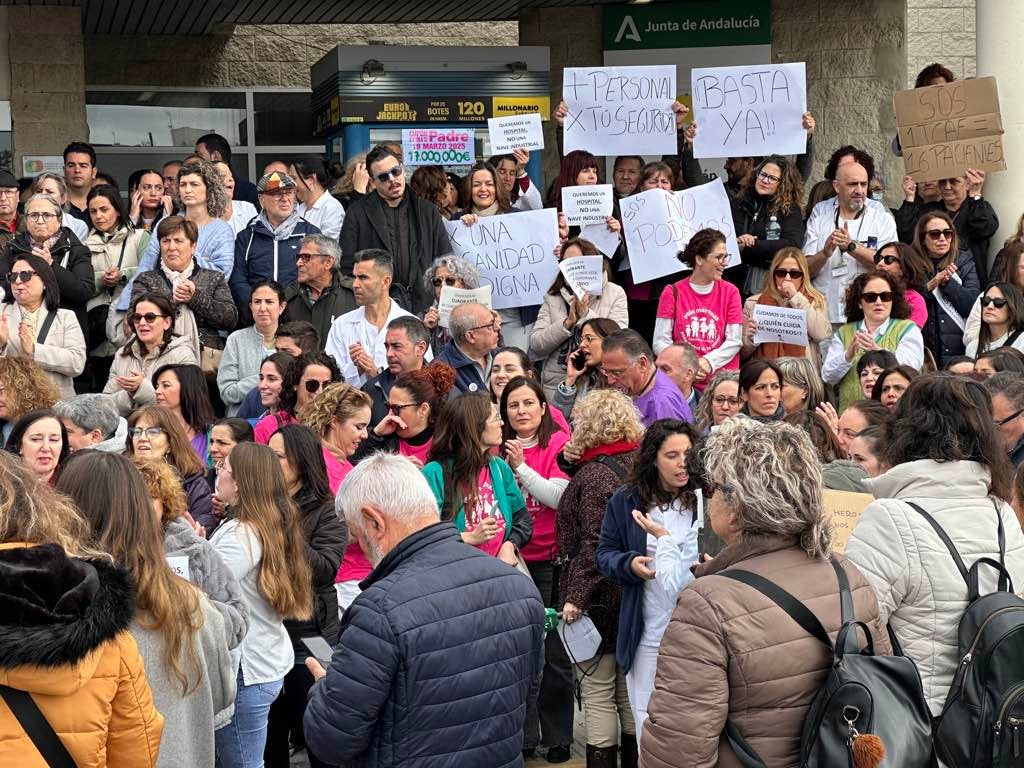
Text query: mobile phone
570 349 587 371
301 636 334 667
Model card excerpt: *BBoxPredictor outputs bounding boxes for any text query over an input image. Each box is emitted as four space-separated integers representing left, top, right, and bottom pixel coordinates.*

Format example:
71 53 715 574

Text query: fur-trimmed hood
0 543 134 695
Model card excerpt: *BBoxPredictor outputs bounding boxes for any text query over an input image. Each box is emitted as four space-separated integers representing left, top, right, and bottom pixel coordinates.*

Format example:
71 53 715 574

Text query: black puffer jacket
130 262 238 350
921 248 979 366
303 522 545 768
730 189 806 295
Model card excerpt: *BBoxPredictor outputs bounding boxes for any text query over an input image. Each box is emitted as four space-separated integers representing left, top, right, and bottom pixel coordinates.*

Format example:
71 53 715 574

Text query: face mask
871 191 884 201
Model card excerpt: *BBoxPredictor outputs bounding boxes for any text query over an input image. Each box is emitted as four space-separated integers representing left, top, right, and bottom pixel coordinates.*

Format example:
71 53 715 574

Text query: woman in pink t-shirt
654 228 743 385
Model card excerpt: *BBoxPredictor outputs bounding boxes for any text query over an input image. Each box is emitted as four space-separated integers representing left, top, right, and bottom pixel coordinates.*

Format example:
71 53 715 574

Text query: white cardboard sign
167 556 191 582
579 222 621 258
559 255 605 300
561 184 614 227
751 304 808 347
437 285 493 329
487 113 545 154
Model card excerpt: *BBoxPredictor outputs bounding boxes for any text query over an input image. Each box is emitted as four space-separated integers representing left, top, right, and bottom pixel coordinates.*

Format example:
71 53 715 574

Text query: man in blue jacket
303 453 545 768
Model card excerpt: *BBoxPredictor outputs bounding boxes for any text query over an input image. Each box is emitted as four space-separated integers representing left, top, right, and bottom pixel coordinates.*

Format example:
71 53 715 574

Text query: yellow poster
823 489 873 554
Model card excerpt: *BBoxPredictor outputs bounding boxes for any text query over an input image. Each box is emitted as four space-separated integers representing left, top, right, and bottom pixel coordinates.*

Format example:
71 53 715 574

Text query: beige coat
103 334 198 415
0 303 86 399
742 291 831 366
640 537 890 768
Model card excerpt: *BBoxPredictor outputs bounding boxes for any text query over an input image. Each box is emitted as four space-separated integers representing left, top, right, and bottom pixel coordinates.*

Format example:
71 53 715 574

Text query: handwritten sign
437 285 492 328
620 178 740 284
487 113 545 154
559 255 605 300
823 489 872 553
401 128 475 167
563 65 677 156
894 76 1006 183
444 208 560 311
167 555 191 582
691 63 807 159
579 222 621 258
752 304 808 347
562 184 614 227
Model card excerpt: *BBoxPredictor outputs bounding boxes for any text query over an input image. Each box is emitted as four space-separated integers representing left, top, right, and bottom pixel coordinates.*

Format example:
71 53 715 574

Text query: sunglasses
773 268 802 280
873 254 900 265
431 276 461 288
861 291 893 304
131 312 165 324
925 228 954 241
372 165 404 183
388 402 420 415
304 379 331 394
6 270 37 284
981 296 1008 309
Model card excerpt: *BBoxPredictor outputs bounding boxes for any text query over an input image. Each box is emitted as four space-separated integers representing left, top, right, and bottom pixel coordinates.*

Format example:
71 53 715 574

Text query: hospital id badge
831 261 848 278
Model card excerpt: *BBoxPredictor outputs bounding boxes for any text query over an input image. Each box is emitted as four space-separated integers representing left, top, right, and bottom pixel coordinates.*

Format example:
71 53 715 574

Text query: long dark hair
152 363 214 434
883 374 1013 501
978 282 1024 355
4 409 69 467
628 419 700 510
428 392 494 519
460 162 511 213
500 376 561 449
87 184 131 233
7 253 61 312
870 365 920 401
122 293 177 357
547 150 600 208
272 423 331 507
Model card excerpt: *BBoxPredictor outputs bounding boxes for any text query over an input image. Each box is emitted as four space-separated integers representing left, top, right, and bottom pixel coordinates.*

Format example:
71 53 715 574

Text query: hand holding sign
487 113 545 155
437 285 492 328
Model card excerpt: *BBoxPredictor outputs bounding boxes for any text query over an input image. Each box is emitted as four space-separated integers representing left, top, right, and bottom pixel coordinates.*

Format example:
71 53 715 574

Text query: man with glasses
985 372 1024 468
600 329 692 427
340 145 451 314
230 171 322 316
437 303 499 394
282 235 355 349
0 171 20 251
362 316 431 425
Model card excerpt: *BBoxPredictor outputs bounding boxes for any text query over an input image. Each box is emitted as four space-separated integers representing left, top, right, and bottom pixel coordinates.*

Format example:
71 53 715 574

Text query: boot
586 744 618 768
620 733 638 768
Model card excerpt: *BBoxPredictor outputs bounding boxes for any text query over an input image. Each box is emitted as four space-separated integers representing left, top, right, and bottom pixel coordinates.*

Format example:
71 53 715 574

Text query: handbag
0 684 77 767
86 237 129 351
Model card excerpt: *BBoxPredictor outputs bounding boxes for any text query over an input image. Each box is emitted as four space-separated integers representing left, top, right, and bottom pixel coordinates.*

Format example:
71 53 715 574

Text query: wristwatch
845 241 857 254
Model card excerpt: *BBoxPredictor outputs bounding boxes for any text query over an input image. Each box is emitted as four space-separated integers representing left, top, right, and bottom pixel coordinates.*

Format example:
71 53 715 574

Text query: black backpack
720 557 933 768
906 501 1024 767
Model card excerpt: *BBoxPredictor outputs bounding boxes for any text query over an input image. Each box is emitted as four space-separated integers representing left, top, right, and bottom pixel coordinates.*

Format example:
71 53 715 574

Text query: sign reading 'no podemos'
445 208 560 311
563 65 677 156
691 62 807 159
621 178 740 284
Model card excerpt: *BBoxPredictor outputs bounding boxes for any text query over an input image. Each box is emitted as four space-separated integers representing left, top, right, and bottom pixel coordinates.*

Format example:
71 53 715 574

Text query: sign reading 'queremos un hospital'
603 0 771 51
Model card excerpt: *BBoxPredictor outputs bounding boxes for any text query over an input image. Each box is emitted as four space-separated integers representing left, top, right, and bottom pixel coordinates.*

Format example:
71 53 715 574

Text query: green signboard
603 1 771 51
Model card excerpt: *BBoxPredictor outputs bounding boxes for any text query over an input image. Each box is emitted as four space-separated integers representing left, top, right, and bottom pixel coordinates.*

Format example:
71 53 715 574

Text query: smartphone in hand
570 349 587 371
301 636 334 668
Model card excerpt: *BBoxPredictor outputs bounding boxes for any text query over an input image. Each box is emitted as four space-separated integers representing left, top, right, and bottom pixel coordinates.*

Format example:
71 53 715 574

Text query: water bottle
766 215 781 241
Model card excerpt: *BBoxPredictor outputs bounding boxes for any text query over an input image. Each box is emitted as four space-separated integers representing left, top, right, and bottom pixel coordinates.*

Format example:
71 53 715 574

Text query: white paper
579 222 621 258
691 62 807 159
557 614 603 663
561 184 614 227
751 304 808 347
487 113 545 154
559 255 605 300
167 555 191 582
620 178 741 284
444 208 561 311
563 65 677 156
437 285 492 328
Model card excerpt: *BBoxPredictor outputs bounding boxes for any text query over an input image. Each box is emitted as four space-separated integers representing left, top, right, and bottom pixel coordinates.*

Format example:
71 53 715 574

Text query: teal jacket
422 457 533 548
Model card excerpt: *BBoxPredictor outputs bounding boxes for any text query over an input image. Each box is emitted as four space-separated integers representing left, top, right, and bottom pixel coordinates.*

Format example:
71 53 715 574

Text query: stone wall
906 0 976 82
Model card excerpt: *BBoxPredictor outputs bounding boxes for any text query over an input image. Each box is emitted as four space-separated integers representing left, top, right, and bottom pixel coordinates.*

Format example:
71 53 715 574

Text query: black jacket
921 248 979 366
894 197 999 282
282 268 356 352
130 264 238 350
730 190 806 295
303 522 545 768
340 188 450 314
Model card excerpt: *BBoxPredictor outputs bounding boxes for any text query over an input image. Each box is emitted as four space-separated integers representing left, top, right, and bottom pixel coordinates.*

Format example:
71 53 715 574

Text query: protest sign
401 128 475 167
445 208 560 311
579 222 621 258
437 285 492 328
561 184 614 227
894 76 1006 183
691 62 807 159
823 489 873 554
167 556 191 582
620 178 740 284
487 113 545 154
559 255 605 300
751 304 808 347
563 65 677 156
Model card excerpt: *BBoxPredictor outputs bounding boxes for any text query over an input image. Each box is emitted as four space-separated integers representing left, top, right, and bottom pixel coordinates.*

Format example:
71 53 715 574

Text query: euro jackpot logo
492 97 551 120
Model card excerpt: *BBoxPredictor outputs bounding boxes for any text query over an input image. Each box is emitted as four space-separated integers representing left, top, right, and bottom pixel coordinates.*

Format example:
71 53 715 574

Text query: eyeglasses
130 427 165 439
711 396 741 407
431 276 460 288
995 408 1024 426
980 295 1008 309
487 412 503 425
925 228 955 241
304 378 331 394
0 189 18 198
131 312 166 325
388 402 420 415
756 171 781 184
296 251 326 262
372 165 404 183
705 253 730 265
580 334 600 345
600 361 636 380
873 254 900 265
5 270 37 284
26 212 58 222
468 320 499 333
773 268 803 280
861 291 893 304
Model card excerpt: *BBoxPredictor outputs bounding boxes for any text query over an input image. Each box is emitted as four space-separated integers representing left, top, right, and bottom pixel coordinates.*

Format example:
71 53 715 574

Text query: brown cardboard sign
823 489 873 554
894 77 1006 182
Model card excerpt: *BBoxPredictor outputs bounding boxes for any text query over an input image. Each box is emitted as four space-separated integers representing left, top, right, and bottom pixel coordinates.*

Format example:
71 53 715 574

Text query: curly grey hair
178 159 228 219
422 255 481 295
702 417 831 559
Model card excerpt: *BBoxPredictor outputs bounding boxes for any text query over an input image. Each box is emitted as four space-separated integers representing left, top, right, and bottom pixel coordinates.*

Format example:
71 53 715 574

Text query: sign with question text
751 304 808 347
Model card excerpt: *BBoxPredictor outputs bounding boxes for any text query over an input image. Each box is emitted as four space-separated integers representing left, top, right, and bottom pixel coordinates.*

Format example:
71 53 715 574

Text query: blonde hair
0 358 59 422
760 246 826 309
299 382 372 440
701 417 831 558
566 389 644 456
133 458 188 527
333 152 369 195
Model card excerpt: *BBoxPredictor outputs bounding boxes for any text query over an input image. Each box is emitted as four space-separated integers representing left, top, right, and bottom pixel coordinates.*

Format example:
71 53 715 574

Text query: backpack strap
719 569 833 650
0 684 77 768
593 454 629 482
905 501 970 585
723 720 769 768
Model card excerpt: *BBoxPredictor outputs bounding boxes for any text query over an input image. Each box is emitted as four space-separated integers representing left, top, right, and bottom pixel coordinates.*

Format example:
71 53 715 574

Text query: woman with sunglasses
872 242 928 328
822 270 923 412
0 253 86 399
253 352 340 444
654 229 743 386
731 156 807 296
964 242 1024 354
421 255 480 355
740 247 829 364
965 282 1024 358
912 212 979 366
